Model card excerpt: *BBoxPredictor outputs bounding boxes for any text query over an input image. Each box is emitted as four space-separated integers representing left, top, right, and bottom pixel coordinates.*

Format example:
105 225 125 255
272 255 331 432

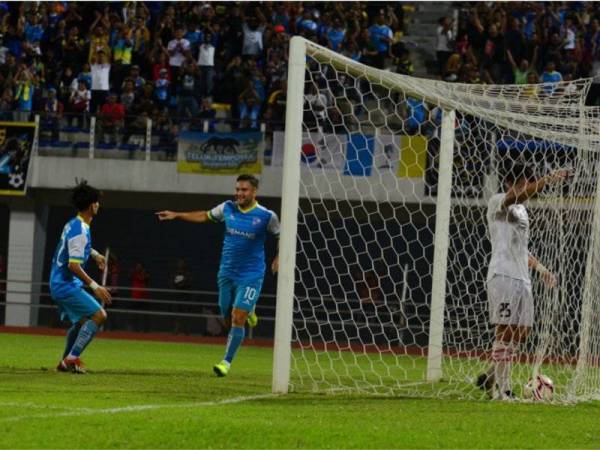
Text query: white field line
0 393 279 423
0 402 80 411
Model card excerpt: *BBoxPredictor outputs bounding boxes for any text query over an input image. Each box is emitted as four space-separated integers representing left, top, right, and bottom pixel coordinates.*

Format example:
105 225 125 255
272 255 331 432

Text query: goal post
426 108 455 382
273 36 600 402
272 37 306 394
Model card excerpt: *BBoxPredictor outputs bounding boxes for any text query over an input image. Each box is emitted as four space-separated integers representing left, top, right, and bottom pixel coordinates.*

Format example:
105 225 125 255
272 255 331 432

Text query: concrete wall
29 156 431 205
4 201 47 326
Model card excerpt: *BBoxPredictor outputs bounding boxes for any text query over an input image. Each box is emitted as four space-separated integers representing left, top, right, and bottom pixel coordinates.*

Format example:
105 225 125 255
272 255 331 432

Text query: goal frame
271 36 457 393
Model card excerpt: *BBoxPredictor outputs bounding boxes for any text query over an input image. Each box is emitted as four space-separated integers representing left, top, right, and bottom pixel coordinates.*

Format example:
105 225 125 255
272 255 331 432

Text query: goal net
272 37 600 403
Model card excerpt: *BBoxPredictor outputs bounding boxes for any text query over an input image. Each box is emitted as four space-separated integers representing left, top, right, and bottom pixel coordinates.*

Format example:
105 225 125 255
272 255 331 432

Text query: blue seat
61 125 82 133
50 141 72 148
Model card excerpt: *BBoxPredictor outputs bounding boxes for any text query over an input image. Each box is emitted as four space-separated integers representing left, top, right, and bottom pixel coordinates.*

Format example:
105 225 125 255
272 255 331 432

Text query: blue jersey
369 24 392 53
208 201 280 281
541 70 562 84
50 216 92 299
327 28 346 52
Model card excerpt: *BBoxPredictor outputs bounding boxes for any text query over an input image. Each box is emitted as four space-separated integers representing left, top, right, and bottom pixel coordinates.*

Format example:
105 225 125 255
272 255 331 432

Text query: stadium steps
405 1 457 78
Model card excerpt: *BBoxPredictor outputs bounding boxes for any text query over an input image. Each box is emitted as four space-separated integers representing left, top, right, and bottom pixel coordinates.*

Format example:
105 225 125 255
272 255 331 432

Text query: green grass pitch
1 332 599 449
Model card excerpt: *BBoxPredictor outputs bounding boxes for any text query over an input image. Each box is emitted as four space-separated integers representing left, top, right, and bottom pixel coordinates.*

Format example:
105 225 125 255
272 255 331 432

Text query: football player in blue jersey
50 182 112 373
157 174 280 376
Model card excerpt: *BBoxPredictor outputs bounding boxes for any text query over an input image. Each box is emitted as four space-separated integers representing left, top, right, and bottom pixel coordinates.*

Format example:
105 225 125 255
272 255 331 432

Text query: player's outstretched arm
68 261 112 304
155 210 210 223
528 253 557 288
503 169 570 207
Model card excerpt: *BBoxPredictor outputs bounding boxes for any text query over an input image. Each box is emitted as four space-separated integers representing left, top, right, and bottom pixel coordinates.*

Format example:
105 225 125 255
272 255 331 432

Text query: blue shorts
217 276 263 318
53 288 102 324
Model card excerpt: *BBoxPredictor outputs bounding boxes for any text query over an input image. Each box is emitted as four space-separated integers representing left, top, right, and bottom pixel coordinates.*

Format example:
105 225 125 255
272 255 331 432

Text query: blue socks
68 320 99 358
224 326 245 363
63 323 81 359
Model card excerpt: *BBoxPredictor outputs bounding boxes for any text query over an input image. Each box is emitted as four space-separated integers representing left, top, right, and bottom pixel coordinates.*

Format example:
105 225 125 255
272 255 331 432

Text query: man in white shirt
90 50 111 114
436 17 454 76
305 84 328 131
168 27 191 80
198 33 215 96
242 16 266 58
478 163 568 400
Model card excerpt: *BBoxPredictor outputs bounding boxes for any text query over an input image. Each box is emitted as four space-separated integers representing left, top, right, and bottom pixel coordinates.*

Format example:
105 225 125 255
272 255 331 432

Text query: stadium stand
0 1 413 151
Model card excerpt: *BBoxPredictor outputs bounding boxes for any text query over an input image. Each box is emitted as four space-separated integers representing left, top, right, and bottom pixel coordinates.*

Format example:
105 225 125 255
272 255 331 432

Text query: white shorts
487 275 533 327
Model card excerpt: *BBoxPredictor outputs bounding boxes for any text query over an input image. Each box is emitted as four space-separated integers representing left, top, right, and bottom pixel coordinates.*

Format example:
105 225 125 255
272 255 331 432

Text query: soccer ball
8 172 24 188
523 374 554 401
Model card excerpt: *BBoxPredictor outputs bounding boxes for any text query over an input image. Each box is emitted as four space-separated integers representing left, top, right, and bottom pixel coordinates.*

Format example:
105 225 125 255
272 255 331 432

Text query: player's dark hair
503 162 534 186
237 174 259 188
71 180 102 212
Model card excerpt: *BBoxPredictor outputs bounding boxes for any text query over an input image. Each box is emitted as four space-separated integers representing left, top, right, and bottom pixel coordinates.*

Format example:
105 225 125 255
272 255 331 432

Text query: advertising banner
177 131 263 175
0 121 36 195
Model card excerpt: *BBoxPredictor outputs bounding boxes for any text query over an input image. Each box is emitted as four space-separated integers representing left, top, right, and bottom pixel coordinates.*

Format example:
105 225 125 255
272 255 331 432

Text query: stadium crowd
2 2 600 135
0 1 409 136
445 2 600 104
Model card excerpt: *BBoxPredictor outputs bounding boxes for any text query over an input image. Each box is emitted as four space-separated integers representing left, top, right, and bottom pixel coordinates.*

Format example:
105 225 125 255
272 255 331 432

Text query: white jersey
486 193 530 283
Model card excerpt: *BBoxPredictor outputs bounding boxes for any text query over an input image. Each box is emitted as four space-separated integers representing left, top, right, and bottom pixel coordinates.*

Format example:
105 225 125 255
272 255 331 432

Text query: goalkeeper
156 174 279 377
478 164 568 400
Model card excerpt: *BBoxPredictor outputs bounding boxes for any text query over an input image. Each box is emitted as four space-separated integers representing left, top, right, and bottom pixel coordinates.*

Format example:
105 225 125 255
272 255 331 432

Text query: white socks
492 340 514 393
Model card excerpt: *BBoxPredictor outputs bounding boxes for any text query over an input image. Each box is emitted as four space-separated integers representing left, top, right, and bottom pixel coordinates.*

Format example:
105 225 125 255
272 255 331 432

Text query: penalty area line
0 393 280 423
0 401 87 411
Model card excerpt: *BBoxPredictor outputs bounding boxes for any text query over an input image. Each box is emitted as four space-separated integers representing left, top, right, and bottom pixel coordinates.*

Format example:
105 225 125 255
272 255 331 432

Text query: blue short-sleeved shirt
541 71 562 84
25 24 44 44
327 28 346 52
50 216 92 299
208 201 280 281
369 25 392 53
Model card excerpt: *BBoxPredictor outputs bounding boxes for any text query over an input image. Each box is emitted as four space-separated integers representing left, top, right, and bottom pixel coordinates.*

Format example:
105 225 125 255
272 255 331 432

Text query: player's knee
92 308 107 325
496 325 513 342
231 309 248 327
516 326 530 342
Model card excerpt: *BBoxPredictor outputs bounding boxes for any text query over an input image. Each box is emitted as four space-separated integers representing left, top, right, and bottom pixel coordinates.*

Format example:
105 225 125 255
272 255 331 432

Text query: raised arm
255 5 267 24
156 210 211 223
89 11 102 37
531 45 539 71
506 49 517 70
503 169 569 208
472 8 485 34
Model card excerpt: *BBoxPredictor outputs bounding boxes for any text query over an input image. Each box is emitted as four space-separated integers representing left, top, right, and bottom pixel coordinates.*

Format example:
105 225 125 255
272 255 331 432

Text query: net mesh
286 39 600 402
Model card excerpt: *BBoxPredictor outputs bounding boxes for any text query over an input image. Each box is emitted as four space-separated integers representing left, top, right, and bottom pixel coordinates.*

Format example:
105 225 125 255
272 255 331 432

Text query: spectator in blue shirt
326 17 346 52
24 14 44 55
368 12 393 69
297 9 318 35
249 64 266 104
405 97 427 135
5 24 23 59
14 65 35 122
185 22 203 55
272 3 290 32
78 63 92 90
154 68 170 107
541 61 563 83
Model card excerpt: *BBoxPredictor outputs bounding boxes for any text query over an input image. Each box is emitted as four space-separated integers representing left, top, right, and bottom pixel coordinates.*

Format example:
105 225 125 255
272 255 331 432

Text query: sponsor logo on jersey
226 227 256 239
